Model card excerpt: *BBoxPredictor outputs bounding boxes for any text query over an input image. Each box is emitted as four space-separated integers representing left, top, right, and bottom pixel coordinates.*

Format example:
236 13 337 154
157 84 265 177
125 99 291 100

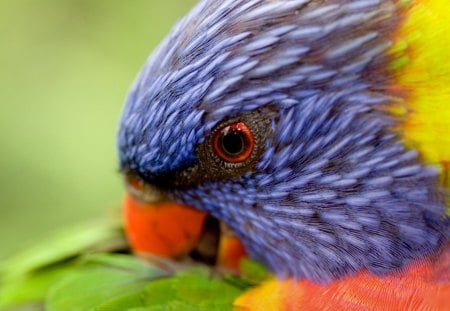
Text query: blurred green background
0 0 196 259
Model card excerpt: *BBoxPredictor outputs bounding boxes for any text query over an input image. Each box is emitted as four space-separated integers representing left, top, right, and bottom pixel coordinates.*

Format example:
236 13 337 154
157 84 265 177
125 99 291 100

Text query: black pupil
220 131 244 156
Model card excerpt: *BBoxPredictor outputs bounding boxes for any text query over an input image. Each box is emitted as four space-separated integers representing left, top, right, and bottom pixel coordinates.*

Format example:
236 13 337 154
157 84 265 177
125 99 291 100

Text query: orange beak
123 173 248 270
123 192 208 258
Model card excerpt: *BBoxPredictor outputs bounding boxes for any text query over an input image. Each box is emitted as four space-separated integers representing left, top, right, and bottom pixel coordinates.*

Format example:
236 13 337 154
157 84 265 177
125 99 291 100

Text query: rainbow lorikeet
118 0 450 310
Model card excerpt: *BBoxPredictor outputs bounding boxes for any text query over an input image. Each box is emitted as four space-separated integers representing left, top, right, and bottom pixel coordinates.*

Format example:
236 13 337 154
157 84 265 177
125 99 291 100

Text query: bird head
118 0 448 283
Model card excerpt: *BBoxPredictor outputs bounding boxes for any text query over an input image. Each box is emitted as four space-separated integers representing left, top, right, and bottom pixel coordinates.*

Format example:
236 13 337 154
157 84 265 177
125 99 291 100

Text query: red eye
212 122 254 163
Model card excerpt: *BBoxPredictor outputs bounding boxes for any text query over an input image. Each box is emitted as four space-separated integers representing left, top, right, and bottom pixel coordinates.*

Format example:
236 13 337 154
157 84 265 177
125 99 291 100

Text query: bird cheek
123 192 208 259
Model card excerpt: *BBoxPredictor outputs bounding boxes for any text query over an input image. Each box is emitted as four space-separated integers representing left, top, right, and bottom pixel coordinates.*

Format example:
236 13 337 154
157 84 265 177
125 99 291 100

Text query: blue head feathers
118 0 448 283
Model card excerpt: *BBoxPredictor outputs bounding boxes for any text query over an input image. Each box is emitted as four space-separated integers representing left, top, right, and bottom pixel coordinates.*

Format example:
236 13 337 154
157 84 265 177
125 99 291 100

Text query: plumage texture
236 246 450 310
391 0 450 184
118 0 449 284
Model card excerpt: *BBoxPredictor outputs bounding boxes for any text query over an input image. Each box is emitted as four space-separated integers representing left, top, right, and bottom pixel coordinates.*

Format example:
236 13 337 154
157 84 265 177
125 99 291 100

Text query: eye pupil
220 132 244 156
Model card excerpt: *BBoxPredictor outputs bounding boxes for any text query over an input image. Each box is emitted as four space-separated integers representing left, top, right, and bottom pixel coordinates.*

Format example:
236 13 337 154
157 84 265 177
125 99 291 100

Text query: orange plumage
236 246 450 310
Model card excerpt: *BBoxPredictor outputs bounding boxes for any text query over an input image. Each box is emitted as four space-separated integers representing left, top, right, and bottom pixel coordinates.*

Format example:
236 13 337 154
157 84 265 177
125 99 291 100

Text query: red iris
212 122 254 163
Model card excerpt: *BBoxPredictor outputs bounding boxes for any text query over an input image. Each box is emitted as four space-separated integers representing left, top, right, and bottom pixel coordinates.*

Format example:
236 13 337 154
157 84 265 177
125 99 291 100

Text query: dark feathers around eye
156 109 275 189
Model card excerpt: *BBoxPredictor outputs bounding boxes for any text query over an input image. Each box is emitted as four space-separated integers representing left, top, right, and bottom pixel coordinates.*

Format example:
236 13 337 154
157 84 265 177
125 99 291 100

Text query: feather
236 245 450 310
390 0 450 188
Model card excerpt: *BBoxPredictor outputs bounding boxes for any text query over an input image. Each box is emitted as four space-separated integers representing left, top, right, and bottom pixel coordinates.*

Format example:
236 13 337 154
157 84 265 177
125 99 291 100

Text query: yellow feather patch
234 279 285 311
391 0 450 187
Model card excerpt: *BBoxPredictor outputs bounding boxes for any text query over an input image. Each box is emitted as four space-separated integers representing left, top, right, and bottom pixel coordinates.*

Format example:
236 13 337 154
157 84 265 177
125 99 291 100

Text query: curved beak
123 190 208 259
123 174 247 270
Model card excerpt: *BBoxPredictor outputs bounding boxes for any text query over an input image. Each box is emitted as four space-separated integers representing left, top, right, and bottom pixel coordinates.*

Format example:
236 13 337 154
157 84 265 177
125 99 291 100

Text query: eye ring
212 122 254 163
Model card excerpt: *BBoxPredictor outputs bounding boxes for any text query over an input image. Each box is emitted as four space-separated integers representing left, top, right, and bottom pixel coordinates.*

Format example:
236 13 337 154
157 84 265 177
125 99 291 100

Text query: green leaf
92 289 147 311
0 219 260 311
130 301 200 311
0 219 126 310
46 254 167 311
0 265 73 309
143 268 243 310
239 258 269 284
0 220 124 281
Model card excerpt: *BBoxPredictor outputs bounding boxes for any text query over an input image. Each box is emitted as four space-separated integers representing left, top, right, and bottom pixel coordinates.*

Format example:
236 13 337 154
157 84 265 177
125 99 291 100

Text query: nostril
124 172 168 203
126 174 143 192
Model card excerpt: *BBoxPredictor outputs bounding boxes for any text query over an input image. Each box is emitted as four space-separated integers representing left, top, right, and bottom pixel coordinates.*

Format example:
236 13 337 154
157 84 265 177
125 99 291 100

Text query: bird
117 0 450 309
